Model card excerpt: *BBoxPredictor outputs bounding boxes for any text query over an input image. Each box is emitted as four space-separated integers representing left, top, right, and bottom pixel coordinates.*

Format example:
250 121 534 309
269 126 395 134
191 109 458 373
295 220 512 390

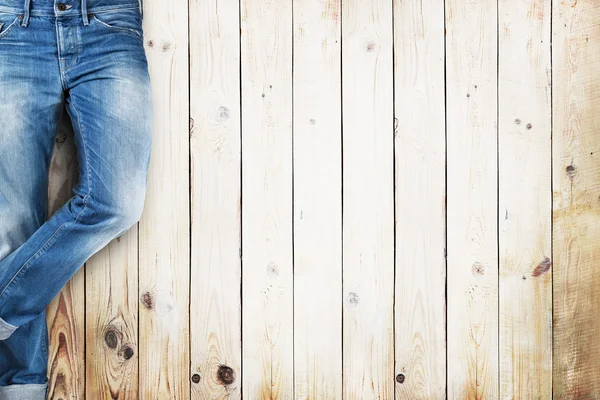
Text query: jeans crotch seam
68 93 92 224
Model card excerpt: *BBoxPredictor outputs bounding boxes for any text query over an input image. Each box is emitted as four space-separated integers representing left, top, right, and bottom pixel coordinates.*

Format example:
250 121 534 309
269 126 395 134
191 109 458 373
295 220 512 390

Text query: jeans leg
0 56 60 399
0 19 153 341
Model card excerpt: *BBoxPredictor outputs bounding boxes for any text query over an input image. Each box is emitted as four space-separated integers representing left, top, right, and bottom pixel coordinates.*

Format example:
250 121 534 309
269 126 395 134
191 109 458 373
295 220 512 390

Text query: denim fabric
0 0 152 397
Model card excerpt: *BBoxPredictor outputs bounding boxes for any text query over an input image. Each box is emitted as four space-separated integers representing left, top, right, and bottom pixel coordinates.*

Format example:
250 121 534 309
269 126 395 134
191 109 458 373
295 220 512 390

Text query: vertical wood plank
341 0 394 397
393 0 446 397
85 230 139 398
240 0 294 397
293 0 342 398
189 0 242 397
138 0 190 397
498 0 552 397
553 1 600 397
445 0 499 398
46 113 86 400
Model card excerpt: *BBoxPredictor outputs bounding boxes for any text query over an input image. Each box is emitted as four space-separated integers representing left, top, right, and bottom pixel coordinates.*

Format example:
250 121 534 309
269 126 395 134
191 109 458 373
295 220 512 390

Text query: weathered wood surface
189 0 242 397
446 0 499 398
293 0 342 398
40 0 599 398
240 0 294 397
553 0 600 398
393 0 446 398
498 0 552 398
342 0 395 398
137 0 191 397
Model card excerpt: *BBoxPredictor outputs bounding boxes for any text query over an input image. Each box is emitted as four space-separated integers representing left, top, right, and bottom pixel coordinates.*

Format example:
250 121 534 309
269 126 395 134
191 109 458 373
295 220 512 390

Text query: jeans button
57 3 67 11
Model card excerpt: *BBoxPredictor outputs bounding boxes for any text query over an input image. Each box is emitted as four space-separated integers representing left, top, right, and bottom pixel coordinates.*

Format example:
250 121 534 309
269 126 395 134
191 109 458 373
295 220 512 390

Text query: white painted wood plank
393 0 446 397
138 0 191 397
240 0 294 397
189 0 242 397
498 0 552 397
445 0 499 397
342 0 395 397
293 0 342 398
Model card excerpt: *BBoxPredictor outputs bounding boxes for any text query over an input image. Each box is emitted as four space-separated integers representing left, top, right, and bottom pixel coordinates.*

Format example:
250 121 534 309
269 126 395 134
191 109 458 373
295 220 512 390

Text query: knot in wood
217 365 235 385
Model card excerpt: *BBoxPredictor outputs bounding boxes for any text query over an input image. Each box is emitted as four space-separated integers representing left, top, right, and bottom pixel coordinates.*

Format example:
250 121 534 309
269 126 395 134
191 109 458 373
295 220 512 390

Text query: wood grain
341 0 394 398
240 0 294 397
85 229 139 399
393 0 446 398
498 0 552 397
553 0 600 398
138 0 191 397
445 0 499 398
293 0 342 398
189 0 242 397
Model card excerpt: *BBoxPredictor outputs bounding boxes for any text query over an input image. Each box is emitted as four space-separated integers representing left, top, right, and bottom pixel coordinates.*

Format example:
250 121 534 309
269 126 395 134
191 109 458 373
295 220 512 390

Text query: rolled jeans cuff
0 382 48 399
0 316 17 340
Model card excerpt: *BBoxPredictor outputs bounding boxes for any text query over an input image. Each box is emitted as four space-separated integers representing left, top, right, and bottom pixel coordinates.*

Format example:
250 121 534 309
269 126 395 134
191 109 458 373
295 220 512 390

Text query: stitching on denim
41 319 49 359
91 13 143 41
91 7 141 15
69 93 91 224
55 18 68 91
0 14 20 39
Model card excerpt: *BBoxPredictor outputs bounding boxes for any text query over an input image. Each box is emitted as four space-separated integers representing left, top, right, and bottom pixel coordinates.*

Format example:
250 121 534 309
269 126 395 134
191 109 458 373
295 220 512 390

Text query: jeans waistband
0 0 142 18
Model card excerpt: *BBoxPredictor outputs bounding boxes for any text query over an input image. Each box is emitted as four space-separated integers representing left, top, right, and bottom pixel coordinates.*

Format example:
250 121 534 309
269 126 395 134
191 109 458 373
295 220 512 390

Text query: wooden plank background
43 0 600 398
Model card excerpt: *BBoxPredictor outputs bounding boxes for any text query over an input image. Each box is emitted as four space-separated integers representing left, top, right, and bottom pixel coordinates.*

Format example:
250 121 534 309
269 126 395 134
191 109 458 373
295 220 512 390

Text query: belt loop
21 0 30 27
139 0 143 19
81 0 89 25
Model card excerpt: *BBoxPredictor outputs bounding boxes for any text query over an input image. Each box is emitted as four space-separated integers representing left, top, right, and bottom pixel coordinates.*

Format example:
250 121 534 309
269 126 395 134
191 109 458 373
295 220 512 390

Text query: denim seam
55 18 66 91
0 14 20 39
69 93 92 224
90 14 143 41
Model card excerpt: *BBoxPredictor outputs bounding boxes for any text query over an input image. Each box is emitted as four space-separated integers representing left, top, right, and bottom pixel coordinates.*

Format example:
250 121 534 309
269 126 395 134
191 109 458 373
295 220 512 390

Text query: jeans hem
0 316 17 340
0 382 48 399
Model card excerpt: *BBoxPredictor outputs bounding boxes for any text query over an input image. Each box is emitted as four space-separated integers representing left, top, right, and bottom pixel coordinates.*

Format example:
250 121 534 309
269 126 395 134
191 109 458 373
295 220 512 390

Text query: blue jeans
0 0 152 396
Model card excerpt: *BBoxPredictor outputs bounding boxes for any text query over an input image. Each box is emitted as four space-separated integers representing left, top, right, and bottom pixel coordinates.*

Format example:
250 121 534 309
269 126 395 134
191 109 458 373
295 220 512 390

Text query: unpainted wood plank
188 0 242 397
445 0 499 398
552 1 600 398
85 231 139 399
46 114 86 400
137 0 191 398
240 0 294 397
292 0 342 398
393 0 446 397
498 0 552 397
341 0 395 398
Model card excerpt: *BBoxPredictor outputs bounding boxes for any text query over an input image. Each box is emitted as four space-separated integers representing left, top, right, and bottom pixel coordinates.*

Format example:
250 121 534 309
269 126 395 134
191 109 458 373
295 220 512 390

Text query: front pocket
89 8 144 42
0 13 22 40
